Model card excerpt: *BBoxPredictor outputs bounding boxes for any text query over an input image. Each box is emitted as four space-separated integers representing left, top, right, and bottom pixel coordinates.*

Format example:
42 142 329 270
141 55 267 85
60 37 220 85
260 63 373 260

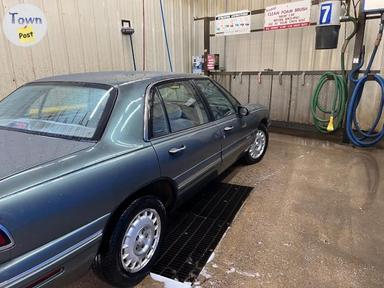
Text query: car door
193 79 253 171
149 80 222 198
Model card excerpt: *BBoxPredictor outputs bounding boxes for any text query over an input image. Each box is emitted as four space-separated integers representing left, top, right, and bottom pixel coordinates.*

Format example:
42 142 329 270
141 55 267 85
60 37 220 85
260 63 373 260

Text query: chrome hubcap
121 209 161 273
249 130 266 159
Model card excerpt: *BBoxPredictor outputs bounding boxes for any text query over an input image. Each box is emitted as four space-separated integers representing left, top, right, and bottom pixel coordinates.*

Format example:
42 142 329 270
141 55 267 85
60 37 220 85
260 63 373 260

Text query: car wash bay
71 133 384 288
0 0 384 287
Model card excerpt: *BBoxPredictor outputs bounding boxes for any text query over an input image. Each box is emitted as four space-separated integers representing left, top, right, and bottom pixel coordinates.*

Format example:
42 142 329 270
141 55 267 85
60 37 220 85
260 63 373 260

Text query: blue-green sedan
0 72 269 288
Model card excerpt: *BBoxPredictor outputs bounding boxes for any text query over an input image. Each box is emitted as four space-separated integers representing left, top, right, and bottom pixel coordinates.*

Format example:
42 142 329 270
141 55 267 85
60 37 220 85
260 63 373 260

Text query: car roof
33 71 208 86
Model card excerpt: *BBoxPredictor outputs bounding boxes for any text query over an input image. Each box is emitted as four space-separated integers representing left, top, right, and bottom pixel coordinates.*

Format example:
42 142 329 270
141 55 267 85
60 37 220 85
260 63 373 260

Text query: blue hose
346 15 384 147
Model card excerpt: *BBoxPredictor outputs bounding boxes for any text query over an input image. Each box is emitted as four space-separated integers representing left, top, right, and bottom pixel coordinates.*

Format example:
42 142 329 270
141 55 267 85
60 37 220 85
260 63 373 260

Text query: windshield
0 83 114 140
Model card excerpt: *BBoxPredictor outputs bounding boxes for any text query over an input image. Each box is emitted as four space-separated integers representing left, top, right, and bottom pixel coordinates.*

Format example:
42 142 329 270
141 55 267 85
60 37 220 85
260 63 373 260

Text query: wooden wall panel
0 0 16 97
0 0 197 100
2 0 36 87
270 75 291 121
231 74 249 104
42 0 70 75
249 75 272 109
193 0 384 127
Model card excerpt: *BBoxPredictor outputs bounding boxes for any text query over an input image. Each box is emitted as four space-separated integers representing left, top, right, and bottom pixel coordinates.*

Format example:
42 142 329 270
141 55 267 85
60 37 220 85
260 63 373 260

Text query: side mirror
238 106 249 117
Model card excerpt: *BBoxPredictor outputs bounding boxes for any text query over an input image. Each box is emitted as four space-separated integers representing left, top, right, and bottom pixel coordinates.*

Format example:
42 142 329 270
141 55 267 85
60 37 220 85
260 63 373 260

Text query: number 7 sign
319 3 333 25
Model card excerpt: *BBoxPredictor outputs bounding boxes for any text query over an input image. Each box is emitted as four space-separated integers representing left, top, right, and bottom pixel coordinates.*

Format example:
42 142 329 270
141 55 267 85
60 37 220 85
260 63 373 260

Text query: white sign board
2 4 47 47
264 0 311 31
215 10 251 36
364 0 384 13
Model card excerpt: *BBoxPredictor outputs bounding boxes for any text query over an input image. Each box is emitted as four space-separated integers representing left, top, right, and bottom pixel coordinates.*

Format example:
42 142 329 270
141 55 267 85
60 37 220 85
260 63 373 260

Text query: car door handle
224 126 234 132
168 145 187 155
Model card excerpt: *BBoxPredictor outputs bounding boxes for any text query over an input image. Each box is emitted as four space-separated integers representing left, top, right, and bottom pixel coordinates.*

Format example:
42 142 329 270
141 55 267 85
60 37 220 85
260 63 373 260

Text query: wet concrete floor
69 133 384 287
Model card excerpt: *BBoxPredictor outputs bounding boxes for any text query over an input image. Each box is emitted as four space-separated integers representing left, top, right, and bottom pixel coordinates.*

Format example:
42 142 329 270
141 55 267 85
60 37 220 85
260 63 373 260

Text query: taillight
0 225 14 250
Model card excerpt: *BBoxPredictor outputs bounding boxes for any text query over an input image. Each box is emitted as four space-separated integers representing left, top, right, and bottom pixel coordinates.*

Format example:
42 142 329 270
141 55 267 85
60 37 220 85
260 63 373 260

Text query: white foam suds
207 252 215 263
199 268 212 280
150 273 192 288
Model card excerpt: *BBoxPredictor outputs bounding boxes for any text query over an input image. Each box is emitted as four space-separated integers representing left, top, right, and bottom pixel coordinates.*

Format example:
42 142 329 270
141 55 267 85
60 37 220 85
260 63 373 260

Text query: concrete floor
69 133 384 288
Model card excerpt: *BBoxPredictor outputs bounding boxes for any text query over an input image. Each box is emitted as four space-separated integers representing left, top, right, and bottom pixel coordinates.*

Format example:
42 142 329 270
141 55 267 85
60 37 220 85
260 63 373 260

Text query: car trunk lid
0 129 94 181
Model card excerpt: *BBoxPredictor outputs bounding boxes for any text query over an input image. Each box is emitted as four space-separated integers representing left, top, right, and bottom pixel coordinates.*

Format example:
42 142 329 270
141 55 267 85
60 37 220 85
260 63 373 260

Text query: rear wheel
244 123 268 165
93 196 166 288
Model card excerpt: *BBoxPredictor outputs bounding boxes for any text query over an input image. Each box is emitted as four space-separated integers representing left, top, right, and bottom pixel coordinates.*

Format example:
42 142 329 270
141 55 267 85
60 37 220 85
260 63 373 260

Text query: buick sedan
0 72 269 288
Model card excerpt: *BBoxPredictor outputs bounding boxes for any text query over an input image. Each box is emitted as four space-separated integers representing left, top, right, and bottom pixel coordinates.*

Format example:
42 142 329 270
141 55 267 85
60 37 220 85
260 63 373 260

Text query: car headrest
165 103 182 120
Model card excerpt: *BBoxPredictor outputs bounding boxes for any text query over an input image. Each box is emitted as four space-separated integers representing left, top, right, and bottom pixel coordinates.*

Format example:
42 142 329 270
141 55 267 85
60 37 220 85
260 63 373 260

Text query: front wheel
244 123 269 165
93 196 166 288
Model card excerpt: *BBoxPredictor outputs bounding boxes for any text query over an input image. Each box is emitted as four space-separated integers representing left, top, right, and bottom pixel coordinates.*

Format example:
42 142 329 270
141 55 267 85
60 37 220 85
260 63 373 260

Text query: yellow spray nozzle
327 116 334 132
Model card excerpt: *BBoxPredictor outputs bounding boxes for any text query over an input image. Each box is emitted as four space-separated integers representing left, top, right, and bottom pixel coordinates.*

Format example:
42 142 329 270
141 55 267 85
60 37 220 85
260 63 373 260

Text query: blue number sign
319 3 333 25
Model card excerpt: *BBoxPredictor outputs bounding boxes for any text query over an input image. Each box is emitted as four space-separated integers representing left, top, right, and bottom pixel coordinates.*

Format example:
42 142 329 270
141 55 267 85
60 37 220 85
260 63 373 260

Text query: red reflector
0 226 13 249
0 231 10 247
0 234 8 246
25 268 63 288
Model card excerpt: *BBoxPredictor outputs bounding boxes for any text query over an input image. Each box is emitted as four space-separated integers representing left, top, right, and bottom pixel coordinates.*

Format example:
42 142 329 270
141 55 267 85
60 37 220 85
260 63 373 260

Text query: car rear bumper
0 214 109 288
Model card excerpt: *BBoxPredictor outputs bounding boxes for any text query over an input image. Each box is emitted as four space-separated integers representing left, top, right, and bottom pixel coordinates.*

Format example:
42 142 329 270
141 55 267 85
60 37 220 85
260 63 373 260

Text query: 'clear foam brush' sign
264 0 311 31
2 4 47 47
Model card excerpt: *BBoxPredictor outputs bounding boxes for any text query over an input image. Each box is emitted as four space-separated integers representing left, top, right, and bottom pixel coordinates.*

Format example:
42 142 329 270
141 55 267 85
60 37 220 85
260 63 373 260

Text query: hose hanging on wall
346 14 384 147
310 16 359 133
159 0 173 72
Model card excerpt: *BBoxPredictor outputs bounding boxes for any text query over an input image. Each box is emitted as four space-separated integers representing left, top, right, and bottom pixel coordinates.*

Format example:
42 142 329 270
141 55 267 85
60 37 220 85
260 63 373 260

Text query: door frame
143 76 216 142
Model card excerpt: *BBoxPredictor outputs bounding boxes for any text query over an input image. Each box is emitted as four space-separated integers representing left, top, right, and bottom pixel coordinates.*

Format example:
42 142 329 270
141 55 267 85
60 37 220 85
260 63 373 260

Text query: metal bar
287 75 293 122
210 70 380 76
192 0 350 23
268 75 273 111
194 1 321 22
208 17 362 37
342 2 366 143
204 18 210 75
247 75 251 104
142 0 146 70
159 0 173 72
194 16 215 21
366 15 384 20
129 34 137 71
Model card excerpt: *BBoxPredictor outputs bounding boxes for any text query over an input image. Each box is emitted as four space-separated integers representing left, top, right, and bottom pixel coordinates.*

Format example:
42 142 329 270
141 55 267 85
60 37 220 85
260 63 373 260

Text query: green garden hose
311 72 347 133
310 16 359 133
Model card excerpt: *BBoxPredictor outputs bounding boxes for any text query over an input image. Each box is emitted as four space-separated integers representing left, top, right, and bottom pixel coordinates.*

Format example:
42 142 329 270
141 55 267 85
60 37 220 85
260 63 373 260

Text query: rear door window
150 92 170 138
157 81 209 133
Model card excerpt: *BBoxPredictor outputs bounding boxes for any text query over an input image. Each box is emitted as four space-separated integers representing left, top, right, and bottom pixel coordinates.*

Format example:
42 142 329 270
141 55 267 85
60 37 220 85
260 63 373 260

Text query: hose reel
311 1 359 133
345 14 384 147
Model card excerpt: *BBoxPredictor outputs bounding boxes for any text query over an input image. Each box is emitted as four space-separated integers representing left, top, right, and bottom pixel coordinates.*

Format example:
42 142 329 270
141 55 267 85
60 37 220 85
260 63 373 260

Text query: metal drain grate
151 182 253 283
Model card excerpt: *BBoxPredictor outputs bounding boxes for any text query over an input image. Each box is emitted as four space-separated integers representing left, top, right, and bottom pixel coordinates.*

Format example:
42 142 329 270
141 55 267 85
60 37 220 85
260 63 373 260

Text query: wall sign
207 54 220 71
192 56 204 74
2 4 47 47
364 0 384 13
264 0 311 31
318 1 341 26
319 3 333 25
215 10 251 36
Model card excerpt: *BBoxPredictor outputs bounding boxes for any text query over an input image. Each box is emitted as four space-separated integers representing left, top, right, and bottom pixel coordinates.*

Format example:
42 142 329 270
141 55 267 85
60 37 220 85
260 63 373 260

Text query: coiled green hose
310 16 359 133
311 72 347 133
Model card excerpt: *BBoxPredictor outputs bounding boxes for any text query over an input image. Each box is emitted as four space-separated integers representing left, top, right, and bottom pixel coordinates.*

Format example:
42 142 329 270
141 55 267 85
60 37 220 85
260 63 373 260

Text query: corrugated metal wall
193 0 384 128
0 0 195 99
0 0 382 129
193 0 384 71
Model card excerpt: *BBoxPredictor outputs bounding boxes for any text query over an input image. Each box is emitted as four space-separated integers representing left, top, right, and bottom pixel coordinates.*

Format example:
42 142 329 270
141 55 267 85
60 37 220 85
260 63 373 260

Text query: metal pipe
209 70 380 76
142 0 146 70
129 34 137 71
159 0 173 72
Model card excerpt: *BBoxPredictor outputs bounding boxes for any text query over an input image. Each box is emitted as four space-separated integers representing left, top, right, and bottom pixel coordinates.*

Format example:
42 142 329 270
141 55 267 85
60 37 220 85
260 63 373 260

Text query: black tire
93 196 166 288
243 123 269 165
